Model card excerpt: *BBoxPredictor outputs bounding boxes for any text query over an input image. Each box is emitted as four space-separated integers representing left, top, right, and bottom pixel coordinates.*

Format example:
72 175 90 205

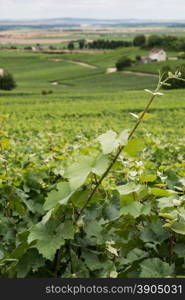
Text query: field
1 43 185 278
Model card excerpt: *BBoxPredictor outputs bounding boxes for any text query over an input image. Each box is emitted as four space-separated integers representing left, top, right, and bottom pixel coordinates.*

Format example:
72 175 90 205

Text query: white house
149 49 167 62
0 68 5 77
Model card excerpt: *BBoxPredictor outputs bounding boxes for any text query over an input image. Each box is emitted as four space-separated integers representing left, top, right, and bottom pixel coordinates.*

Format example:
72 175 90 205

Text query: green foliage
140 258 174 278
1 117 185 277
67 42 74 50
133 35 146 47
147 35 164 48
0 71 16 91
146 34 185 51
116 56 132 71
161 64 185 89
87 39 132 49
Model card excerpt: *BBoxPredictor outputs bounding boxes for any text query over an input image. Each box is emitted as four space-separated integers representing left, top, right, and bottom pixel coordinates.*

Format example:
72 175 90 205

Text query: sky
0 0 185 20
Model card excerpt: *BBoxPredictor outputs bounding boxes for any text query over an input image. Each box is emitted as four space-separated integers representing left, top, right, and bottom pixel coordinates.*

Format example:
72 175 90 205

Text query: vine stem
53 248 63 278
76 74 168 221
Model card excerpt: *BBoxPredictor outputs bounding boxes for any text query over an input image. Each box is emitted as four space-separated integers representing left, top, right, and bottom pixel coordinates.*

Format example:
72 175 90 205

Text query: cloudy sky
0 0 185 20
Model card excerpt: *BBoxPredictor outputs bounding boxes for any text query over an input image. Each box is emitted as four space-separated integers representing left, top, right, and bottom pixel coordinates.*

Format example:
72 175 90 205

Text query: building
35 45 49 51
149 49 167 62
0 68 5 77
136 57 152 64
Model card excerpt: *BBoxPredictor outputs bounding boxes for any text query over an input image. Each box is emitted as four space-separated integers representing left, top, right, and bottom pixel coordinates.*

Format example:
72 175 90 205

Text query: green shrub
0 72 16 91
42 90 53 95
116 56 132 71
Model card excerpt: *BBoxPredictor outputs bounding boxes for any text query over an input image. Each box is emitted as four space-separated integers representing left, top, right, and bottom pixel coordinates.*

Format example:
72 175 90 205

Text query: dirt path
51 58 97 69
106 67 158 77
123 70 158 77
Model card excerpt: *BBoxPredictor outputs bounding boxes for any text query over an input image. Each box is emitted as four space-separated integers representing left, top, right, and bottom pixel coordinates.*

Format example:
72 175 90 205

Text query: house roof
149 49 165 54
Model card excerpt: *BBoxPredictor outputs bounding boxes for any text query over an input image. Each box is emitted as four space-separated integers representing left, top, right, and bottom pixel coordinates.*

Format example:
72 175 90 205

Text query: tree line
66 35 185 51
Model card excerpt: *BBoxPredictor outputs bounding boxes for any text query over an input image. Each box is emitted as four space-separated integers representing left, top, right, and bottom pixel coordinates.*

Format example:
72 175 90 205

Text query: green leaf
57 220 75 240
44 182 73 211
140 173 157 183
140 222 170 244
92 154 109 176
85 219 104 243
140 258 174 278
17 249 45 278
150 188 174 197
117 129 129 146
9 196 26 216
121 202 143 218
124 138 144 157
137 112 155 121
174 243 185 257
82 251 104 271
116 182 141 195
97 130 118 154
171 219 185 235
70 190 89 208
123 248 149 265
28 221 65 260
140 202 152 215
157 196 181 209
65 156 93 190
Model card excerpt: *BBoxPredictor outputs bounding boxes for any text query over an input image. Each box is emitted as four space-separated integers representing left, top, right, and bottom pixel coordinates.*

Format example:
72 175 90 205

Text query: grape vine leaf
140 258 174 278
124 138 144 157
97 130 118 154
65 156 93 190
140 222 170 244
92 154 109 176
28 221 66 260
44 182 73 211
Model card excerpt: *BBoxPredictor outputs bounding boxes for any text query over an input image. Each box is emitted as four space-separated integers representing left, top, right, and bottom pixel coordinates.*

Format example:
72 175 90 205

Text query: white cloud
0 0 184 20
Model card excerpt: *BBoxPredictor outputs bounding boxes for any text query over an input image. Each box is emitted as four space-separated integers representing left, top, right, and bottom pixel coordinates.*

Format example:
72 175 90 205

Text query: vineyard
0 49 185 278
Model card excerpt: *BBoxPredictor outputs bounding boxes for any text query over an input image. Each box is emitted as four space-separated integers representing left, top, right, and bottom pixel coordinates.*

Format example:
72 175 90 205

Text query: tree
133 35 146 47
116 56 132 71
78 40 85 49
147 35 163 48
0 71 16 91
67 42 74 50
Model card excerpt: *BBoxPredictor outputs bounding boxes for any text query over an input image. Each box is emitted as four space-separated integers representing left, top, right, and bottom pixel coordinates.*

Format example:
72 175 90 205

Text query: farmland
1 40 185 278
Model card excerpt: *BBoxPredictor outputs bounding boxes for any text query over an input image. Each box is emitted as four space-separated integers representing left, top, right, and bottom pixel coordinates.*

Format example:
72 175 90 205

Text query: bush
135 55 141 61
41 90 53 95
116 56 132 71
0 72 16 91
24 46 32 50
